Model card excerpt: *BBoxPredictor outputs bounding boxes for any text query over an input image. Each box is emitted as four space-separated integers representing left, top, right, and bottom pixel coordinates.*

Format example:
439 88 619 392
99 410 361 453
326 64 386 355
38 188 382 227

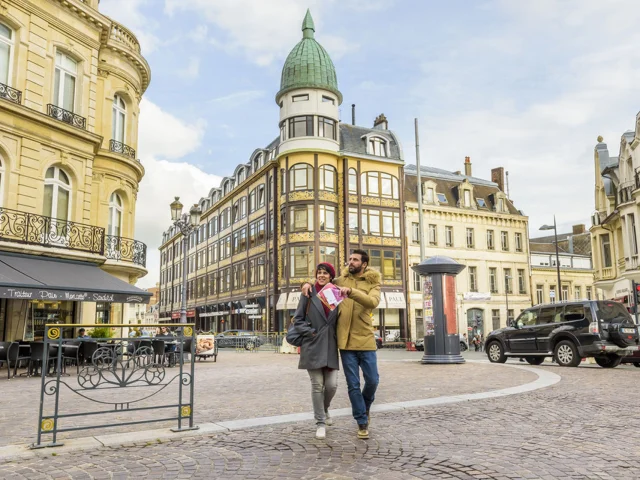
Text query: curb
0 361 560 462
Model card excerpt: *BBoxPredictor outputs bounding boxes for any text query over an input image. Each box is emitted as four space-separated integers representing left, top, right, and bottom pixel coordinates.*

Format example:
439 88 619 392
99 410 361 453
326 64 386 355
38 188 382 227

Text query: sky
98 0 640 288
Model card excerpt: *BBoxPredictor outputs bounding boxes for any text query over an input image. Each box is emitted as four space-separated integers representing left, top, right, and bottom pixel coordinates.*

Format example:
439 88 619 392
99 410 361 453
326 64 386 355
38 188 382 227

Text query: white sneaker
315 425 326 439
325 411 333 426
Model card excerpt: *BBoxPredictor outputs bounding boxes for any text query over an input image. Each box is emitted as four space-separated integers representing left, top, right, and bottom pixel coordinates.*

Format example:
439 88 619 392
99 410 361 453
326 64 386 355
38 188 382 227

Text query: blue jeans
340 350 379 426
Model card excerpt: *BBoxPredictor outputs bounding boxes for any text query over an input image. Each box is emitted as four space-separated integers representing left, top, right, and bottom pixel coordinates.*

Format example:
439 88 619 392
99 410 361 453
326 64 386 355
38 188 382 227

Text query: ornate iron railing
618 182 635 205
0 207 104 254
105 235 147 267
109 139 137 160
0 82 21 104
47 104 87 129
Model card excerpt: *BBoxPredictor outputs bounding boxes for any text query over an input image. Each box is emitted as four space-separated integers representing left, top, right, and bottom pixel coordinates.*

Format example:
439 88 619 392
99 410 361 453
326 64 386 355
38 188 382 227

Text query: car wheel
487 341 506 363
245 341 255 350
459 342 467 352
594 355 622 368
554 340 581 367
634 363 640 368
525 357 545 366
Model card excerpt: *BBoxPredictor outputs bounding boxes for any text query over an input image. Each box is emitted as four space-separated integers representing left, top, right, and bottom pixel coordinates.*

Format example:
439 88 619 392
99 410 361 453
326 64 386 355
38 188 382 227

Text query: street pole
415 118 426 261
553 215 562 299
180 235 189 324
505 275 510 326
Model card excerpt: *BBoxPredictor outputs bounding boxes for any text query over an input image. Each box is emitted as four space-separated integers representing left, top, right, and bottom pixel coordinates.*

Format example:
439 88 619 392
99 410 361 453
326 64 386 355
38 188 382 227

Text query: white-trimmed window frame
44 166 72 221
53 50 79 112
112 94 126 143
108 192 123 237
0 22 14 86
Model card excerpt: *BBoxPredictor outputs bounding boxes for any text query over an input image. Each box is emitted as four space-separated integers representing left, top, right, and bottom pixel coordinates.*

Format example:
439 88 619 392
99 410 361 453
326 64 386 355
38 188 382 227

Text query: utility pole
415 118 425 260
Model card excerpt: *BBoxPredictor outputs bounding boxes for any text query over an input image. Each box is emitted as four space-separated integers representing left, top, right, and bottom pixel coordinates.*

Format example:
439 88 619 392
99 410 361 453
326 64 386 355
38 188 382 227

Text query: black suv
485 301 640 368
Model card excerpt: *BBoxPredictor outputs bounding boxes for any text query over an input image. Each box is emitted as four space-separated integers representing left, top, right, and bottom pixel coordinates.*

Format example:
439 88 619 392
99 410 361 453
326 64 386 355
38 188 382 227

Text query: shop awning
0 252 152 304
385 292 407 309
376 292 387 310
276 293 288 310
286 292 302 310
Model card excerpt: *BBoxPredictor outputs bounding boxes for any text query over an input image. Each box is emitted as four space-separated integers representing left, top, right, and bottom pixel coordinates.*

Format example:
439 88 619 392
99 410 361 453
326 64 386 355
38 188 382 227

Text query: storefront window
96 303 110 324
25 300 76 341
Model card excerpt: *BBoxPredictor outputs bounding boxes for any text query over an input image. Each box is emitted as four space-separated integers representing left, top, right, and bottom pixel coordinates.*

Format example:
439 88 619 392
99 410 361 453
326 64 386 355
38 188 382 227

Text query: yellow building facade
0 0 151 341
159 12 408 336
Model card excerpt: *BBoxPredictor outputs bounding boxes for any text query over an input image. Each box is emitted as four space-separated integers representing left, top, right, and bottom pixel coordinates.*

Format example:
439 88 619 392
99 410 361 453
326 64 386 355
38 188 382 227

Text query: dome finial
302 9 315 39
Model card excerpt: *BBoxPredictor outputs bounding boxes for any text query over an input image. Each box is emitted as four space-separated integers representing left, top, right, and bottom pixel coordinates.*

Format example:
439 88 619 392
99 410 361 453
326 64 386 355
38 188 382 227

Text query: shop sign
385 292 407 309
187 309 196 317
0 286 151 304
171 312 180 319
248 315 262 319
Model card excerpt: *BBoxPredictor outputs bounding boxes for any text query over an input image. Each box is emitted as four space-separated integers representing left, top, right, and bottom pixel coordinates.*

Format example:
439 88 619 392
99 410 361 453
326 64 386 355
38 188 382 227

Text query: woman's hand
301 283 313 297
339 287 352 297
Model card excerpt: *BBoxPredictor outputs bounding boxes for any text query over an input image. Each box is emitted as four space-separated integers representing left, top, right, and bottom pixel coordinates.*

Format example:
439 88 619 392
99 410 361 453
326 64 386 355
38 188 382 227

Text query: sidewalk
0 351 540 453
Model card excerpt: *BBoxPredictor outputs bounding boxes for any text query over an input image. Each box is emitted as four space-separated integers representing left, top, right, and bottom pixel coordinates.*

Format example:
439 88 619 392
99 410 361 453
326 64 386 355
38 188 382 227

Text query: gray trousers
307 368 338 425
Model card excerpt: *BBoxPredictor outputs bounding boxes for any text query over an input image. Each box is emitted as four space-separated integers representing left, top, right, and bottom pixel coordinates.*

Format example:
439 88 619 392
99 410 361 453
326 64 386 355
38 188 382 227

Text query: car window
518 310 538 326
595 302 633 324
538 307 556 324
563 304 587 321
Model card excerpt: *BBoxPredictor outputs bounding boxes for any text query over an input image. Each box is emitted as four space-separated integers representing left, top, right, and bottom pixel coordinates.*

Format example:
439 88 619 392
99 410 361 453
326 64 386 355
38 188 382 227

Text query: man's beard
348 264 363 274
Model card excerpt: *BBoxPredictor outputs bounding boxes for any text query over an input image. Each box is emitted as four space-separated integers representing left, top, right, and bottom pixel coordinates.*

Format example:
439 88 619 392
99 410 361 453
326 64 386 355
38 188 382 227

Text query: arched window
0 23 14 86
289 164 314 191
44 166 71 221
368 136 387 157
0 157 4 206
348 168 358 194
108 192 123 237
319 165 337 193
112 95 126 143
253 153 263 172
237 169 246 184
54 51 78 112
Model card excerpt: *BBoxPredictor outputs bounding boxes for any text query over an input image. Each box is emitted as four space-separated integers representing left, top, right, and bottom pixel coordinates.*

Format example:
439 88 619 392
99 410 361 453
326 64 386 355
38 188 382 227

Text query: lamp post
540 216 562 299
505 274 512 326
170 197 201 324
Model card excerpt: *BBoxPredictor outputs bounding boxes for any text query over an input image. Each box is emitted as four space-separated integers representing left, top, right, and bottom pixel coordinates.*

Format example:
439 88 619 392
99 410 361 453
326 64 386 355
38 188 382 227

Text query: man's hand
301 282 312 297
339 287 351 297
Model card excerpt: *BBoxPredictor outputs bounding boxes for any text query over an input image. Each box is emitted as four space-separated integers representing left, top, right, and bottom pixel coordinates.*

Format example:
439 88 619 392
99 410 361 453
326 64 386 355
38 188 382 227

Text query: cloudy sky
99 0 640 288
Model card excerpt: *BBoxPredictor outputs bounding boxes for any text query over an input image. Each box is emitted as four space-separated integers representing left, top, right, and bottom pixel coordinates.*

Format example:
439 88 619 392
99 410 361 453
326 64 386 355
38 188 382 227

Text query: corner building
0 0 151 341
158 11 408 336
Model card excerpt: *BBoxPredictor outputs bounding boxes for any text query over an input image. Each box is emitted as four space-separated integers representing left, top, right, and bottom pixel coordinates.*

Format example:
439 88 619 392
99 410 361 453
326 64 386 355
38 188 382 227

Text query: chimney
491 167 505 192
572 224 586 235
351 104 356 126
464 156 472 177
454 170 462 176
373 113 388 130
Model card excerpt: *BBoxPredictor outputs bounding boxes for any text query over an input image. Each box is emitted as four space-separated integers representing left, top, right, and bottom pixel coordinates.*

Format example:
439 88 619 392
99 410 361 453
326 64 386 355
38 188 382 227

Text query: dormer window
498 198 505 212
476 198 487 208
437 193 447 204
292 94 309 102
237 169 246 184
463 190 471 207
368 137 387 157
253 153 263 172
425 187 435 204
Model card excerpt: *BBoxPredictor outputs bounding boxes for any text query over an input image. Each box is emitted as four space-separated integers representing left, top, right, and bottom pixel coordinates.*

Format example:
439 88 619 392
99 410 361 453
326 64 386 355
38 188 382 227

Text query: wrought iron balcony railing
618 183 635 205
105 235 147 268
0 83 21 104
47 104 87 129
109 139 137 160
0 207 105 254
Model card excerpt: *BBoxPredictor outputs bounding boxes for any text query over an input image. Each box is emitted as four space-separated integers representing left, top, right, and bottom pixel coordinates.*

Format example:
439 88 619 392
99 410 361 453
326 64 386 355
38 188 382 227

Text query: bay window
289 116 313 138
319 165 336 192
290 246 314 278
318 117 336 139
289 164 313 191
319 205 336 232
290 205 314 232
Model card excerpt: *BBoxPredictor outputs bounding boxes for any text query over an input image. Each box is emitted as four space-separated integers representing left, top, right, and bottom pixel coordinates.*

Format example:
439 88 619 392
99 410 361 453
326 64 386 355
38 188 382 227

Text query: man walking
303 249 381 439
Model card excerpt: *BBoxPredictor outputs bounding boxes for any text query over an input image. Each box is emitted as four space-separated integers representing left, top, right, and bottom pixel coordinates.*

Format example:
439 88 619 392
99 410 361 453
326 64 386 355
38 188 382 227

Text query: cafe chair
29 342 57 377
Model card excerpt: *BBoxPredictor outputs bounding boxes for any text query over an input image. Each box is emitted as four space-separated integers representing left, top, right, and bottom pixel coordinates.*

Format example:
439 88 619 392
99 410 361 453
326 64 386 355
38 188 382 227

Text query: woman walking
291 262 339 440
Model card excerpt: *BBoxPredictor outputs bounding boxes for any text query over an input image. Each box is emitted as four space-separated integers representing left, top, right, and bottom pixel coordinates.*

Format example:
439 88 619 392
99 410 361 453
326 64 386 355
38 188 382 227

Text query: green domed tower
276 9 342 104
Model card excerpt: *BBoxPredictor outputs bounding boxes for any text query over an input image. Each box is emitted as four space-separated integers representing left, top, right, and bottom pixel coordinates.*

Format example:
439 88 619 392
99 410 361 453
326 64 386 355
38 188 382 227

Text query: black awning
0 252 152 304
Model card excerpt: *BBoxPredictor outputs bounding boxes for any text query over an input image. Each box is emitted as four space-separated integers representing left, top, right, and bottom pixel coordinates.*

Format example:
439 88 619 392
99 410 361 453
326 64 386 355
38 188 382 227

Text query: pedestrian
302 249 381 440
77 328 90 339
291 262 340 440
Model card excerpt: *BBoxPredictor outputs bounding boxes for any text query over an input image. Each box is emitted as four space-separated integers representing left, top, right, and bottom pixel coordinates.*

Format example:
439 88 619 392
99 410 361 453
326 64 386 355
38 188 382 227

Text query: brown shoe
357 424 369 439
366 410 370 425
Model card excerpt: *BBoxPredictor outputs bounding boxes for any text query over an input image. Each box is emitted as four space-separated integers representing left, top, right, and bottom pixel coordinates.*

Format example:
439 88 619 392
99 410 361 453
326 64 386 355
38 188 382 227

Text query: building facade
591 115 640 305
530 225 594 306
158 11 408 336
405 160 531 341
0 0 151 341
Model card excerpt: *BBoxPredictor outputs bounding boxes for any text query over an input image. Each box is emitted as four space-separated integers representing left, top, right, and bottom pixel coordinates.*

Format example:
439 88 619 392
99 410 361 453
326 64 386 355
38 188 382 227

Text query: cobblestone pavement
3 355 640 479
0 350 535 447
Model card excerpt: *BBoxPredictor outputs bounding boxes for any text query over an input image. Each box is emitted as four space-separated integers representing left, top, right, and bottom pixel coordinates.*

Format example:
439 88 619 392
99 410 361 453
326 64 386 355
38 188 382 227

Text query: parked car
414 334 467 352
485 300 640 368
216 330 262 349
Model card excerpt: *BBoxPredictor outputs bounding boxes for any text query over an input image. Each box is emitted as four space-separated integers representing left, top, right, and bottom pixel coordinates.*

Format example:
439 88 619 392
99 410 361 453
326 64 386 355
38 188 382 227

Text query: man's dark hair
78 328 85 334
352 249 369 266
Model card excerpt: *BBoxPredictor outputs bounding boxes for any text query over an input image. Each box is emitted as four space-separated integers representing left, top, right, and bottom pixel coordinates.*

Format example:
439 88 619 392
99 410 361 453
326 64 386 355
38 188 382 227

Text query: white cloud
138 99 206 159
209 90 265 107
135 100 220 288
408 0 640 235
188 25 209 43
163 0 357 66
177 57 201 79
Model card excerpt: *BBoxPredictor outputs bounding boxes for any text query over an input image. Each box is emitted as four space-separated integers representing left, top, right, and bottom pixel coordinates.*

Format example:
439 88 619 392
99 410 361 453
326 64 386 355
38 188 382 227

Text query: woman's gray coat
291 287 339 371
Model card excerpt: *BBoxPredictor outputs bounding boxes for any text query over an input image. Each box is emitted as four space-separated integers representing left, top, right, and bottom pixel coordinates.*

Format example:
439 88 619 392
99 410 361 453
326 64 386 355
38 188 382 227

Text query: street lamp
540 215 562 301
169 197 201 324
